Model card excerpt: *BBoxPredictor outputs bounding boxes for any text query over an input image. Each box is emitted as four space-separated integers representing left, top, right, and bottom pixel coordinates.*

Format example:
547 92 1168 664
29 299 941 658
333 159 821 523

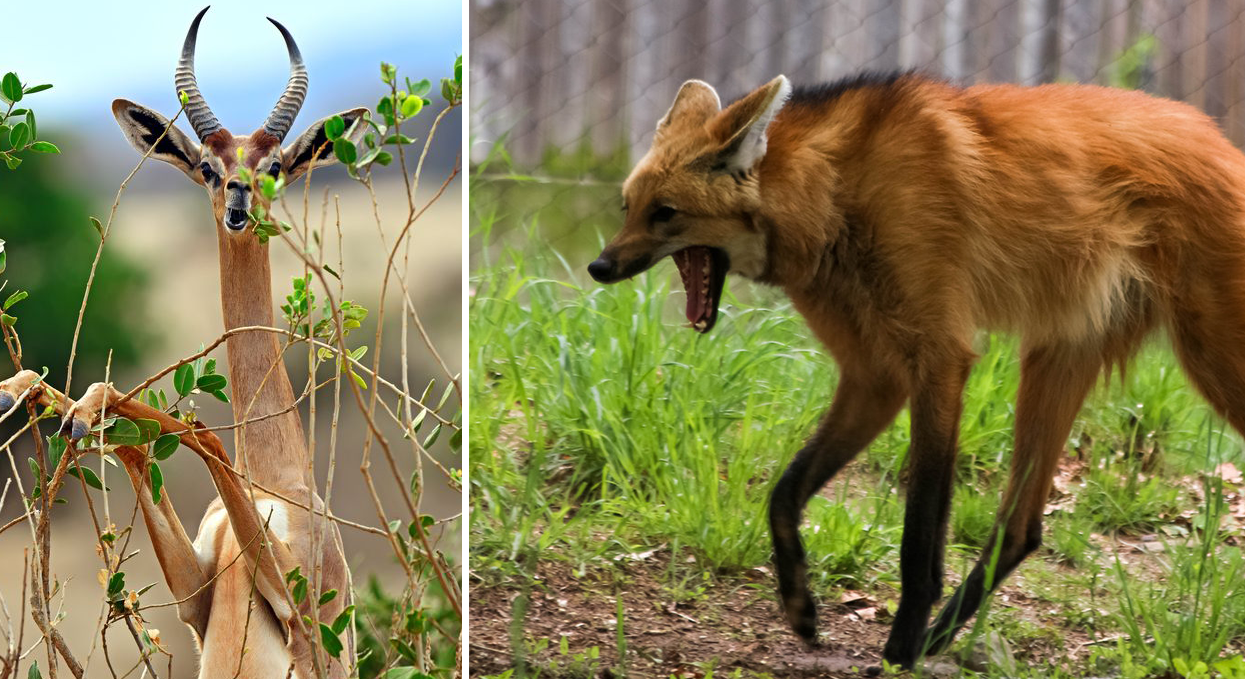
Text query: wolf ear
282 107 370 180
710 75 792 173
658 80 721 131
112 99 201 178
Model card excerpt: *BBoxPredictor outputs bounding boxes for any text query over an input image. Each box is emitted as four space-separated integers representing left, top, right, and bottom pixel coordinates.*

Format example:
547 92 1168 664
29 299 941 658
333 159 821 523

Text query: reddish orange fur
596 72 1245 665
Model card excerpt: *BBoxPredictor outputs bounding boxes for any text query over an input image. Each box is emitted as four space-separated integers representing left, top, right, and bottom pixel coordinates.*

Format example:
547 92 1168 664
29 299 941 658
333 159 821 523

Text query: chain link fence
470 0 1245 254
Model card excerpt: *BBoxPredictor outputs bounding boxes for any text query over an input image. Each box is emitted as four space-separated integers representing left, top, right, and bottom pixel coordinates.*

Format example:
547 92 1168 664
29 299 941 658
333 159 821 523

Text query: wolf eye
651 205 676 223
199 162 218 184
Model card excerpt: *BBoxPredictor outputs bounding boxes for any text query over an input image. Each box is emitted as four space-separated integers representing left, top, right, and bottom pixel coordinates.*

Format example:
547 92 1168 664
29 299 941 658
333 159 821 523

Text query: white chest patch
253 499 291 540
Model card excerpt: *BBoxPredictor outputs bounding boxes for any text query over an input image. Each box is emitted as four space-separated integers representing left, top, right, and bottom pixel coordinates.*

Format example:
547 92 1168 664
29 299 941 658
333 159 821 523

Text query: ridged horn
174 6 223 141
262 17 308 141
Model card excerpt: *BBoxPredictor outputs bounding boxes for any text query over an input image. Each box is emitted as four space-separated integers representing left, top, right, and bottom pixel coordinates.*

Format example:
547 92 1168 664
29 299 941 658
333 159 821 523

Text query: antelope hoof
0 369 43 413
59 417 89 442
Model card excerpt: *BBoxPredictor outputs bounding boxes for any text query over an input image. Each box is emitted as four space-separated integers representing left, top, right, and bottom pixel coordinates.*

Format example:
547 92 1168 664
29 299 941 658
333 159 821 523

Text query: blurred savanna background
2 1 461 676
470 1 1245 678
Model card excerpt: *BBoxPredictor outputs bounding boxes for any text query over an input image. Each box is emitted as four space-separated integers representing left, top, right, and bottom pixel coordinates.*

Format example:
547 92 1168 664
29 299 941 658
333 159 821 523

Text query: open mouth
672 246 729 333
224 208 248 231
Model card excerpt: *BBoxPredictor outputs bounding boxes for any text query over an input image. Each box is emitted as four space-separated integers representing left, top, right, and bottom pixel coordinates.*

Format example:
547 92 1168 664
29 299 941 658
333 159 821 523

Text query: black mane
789 69 929 106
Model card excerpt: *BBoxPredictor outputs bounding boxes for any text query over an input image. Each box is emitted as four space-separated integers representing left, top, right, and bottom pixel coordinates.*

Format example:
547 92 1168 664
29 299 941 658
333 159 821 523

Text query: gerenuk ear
710 75 792 174
281 107 370 180
657 80 722 132
111 99 201 179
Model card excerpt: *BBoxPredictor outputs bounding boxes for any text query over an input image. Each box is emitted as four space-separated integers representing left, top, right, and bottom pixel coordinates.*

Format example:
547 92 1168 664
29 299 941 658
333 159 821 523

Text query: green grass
470 192 1245 677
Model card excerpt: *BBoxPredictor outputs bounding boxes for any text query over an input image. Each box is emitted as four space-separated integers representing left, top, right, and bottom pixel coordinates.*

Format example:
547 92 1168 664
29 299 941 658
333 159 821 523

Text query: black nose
587 257 615 283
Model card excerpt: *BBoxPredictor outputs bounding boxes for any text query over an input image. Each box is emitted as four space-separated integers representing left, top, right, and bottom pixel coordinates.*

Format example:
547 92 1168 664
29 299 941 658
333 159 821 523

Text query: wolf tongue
677 247 710 327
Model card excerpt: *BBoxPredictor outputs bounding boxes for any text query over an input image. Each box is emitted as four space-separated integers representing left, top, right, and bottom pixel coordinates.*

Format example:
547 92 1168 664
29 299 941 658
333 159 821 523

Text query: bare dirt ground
468 545 1102 679
468 457 1139 678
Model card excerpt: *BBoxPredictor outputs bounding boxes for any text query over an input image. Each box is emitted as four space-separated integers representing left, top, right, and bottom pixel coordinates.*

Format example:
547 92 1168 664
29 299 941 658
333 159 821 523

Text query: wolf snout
587 256 617 283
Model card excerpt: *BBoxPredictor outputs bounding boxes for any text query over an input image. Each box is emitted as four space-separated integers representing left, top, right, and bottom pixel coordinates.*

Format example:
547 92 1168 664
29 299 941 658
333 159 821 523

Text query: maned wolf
587 71 1245 668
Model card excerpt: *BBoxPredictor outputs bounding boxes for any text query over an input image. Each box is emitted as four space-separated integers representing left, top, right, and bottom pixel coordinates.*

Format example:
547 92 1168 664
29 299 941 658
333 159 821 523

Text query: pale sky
6 0 462 132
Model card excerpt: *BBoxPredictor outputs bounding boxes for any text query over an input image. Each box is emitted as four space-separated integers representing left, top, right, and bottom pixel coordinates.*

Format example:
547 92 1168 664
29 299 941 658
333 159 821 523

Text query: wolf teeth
693 319 707 331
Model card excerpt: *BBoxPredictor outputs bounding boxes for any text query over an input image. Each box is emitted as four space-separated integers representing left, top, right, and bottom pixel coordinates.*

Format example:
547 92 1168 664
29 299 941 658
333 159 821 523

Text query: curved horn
174 6 223 141
262 17 308 141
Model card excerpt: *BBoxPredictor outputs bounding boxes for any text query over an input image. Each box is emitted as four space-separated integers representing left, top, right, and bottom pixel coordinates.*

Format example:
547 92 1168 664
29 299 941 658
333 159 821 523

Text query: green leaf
3 290 26 310
259 173 277 200
23 83 51 95
106 571 125 598
195 374 227 392
152 433 180 461
29 141 57 154
400 95 423 118
47 436 65 472
25 110 35 143
207 389 229 404
27 457 40 483
9 122 29 150
423 423 442 449
454 54 462 83
0 314 15 327
291 576 307 604
376 95 395 124
104 417 143 446
2 154 20 171
173 363 194 397
374 151 393 166
383 133 417 145
379 62 396 84
149 463 163 504
134 418 161 444
391 638 418 663
89 216 104 237
330 605 354 634
407 515 435 539
332 138 356 165
28 659 41 679
317 588 337 606
410 78 431 97
66 463 105 490
404 609 430 633
318 623 343 658
1 73 22 104
382 668 433 679
324 115 345 140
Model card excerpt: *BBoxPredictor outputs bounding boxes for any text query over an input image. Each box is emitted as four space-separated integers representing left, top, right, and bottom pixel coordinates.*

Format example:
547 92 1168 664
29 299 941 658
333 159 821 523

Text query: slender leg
0 371 213 636
770 368 907 643
924 344 1100 655
61 381 303 627
881 352 973 669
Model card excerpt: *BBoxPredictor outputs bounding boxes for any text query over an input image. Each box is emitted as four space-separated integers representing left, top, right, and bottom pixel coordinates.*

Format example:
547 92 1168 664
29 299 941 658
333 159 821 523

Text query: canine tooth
694 319 707 331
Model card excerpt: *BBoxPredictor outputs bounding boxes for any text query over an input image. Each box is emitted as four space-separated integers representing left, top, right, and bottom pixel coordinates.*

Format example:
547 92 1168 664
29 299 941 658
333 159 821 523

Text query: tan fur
596 72 1245 664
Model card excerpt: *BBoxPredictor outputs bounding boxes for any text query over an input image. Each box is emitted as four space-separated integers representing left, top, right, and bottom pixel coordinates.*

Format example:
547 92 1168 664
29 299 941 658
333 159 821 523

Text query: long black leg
770 371 906 642
924 344 1099 654
880 357 972 669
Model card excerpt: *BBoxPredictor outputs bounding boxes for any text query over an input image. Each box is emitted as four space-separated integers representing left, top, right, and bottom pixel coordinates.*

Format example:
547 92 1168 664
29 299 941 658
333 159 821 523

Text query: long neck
217 227 307 491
